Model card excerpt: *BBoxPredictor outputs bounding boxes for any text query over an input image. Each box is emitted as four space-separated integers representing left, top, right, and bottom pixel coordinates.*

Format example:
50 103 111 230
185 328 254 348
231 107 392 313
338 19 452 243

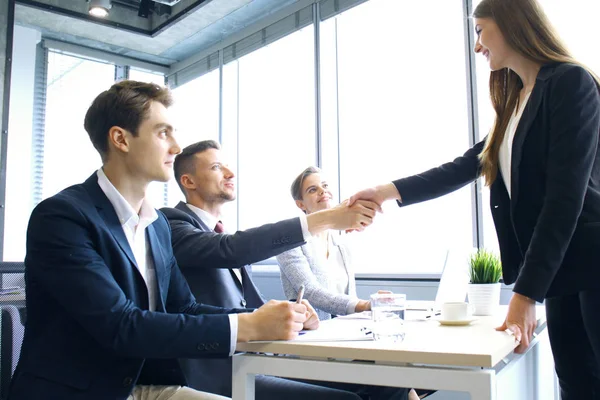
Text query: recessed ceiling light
88 0 112 18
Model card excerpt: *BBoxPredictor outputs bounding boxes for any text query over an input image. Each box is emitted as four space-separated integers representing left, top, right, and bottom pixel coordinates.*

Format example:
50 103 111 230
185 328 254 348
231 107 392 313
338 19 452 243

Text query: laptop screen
433 248 473 311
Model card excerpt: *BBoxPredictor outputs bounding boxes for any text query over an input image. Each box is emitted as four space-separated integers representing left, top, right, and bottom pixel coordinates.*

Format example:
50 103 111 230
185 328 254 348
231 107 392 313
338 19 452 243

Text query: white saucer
436 318 476 326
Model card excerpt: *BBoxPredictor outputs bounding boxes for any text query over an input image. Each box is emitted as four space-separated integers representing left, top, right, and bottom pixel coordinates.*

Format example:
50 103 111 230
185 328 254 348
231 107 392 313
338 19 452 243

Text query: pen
425 312 441 319
296 285 305 304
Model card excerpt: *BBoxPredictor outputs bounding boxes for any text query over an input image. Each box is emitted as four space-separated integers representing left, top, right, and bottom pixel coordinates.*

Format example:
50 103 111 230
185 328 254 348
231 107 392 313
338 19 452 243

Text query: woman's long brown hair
474 0 599 185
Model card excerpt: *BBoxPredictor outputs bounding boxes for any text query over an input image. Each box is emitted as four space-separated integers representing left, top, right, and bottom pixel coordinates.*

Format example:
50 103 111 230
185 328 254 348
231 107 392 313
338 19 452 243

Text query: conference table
232 306 548 400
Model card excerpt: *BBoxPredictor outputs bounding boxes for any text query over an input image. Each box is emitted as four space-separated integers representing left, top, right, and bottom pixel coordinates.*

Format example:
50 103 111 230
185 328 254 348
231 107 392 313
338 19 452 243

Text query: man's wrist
306 209 334 235
237 312 257 342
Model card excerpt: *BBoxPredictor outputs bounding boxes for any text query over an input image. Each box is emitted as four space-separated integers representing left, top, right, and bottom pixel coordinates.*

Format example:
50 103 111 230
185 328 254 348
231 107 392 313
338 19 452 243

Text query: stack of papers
251 319 374 343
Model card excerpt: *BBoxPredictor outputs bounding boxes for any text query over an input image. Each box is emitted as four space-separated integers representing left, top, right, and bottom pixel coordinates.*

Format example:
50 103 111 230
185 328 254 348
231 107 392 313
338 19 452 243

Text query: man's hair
84 80 173 161
173 140 221 194
290 166 321 201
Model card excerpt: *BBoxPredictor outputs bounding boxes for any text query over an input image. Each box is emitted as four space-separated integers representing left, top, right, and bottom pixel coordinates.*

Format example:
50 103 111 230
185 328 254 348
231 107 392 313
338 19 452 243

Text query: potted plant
466 249 502 316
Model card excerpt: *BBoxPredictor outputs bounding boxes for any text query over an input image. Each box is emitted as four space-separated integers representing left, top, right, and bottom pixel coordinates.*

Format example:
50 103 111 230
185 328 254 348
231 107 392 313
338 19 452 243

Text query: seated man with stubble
6 81 338 400
161 140 416 400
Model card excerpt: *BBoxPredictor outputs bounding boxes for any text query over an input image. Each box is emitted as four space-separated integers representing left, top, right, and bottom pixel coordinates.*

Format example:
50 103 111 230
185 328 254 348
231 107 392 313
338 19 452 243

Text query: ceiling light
88 0 112 18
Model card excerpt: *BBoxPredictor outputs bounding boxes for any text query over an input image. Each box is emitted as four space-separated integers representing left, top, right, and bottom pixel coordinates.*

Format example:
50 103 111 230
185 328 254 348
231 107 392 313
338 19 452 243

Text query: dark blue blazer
161 202 306 309
160 202 305 396
393 63 600 302
8 174 246 400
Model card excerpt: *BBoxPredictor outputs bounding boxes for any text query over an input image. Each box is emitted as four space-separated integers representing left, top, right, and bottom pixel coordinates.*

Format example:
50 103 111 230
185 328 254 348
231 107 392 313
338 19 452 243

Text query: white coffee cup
441 302 474 321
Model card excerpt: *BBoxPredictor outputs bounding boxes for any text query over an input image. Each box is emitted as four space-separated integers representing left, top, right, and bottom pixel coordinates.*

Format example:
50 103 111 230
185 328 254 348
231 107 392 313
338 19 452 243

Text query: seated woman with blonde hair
277 166 375 321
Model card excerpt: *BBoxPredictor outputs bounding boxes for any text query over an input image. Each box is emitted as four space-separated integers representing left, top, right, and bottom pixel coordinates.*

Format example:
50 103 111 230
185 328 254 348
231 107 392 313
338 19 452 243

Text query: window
4 51 115 261
166 70 220 207
43 52 115 200
128 68 165 85
128 68 169 207
323 0 473 274
223 24 317 230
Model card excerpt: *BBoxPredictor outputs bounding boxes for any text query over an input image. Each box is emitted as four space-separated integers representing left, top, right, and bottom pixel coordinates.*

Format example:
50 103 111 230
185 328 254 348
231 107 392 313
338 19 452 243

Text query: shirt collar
186 203 220 231
97 169 158 227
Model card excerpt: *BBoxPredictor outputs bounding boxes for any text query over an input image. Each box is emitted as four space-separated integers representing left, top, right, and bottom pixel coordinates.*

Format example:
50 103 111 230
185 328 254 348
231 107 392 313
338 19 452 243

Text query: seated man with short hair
162 140 416 400
7 81 324 400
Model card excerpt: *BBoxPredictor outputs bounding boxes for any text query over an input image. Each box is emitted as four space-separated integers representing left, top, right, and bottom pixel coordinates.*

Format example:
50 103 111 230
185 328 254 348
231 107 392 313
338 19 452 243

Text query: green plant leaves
468 249 502 284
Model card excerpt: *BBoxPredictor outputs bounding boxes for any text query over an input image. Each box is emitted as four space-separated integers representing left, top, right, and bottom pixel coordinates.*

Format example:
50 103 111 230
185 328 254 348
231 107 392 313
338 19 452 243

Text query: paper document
335 311 372 320
250 320 374 343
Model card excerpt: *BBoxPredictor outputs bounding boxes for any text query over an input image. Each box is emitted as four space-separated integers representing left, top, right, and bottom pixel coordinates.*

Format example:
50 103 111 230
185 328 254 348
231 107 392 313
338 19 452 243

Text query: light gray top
277 233 359 321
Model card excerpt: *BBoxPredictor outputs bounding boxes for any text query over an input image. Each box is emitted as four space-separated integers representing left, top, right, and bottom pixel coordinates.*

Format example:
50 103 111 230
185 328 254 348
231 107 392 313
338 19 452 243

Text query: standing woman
349 0 600 397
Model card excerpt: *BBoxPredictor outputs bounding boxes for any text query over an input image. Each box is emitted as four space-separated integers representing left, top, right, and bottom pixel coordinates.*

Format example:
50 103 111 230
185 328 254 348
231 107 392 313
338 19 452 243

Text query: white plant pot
467 282 501 316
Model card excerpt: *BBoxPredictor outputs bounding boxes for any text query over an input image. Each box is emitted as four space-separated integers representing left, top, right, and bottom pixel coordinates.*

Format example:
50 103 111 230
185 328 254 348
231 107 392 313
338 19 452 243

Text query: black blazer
8 174 244 400
160 202 306 396
393 63 600 303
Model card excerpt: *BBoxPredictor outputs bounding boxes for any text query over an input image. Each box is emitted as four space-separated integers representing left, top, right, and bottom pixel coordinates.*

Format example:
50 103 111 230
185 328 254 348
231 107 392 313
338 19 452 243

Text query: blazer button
241 299 247 307
122 377 133 387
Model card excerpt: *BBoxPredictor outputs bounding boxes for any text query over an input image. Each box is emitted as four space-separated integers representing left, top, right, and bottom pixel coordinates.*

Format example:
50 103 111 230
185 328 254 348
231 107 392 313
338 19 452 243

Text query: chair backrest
0 305 24 399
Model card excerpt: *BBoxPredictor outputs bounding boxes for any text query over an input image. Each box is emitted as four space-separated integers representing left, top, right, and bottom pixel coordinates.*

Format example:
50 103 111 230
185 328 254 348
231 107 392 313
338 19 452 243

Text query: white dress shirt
97 169 159 311
98 170 237 355
499 92 531 198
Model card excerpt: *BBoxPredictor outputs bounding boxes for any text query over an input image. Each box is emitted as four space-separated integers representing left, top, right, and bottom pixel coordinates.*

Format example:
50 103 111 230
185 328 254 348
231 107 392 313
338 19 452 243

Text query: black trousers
546 290 600 399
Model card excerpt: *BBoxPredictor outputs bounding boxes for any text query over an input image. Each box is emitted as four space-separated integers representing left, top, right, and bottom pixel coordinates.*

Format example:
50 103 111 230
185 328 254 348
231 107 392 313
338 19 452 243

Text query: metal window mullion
313 2 322 168
462 0 483 249
0 0 15 261
114 65 129 81
218 49 224 144
334 17 342 205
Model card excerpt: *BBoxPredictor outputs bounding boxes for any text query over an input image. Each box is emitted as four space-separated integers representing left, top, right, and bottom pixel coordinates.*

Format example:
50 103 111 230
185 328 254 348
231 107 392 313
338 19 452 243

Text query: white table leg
232 355 256 400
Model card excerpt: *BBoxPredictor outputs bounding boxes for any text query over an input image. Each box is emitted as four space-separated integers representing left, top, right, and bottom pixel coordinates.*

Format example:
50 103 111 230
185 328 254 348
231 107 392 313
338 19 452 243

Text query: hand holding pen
295 285 320 330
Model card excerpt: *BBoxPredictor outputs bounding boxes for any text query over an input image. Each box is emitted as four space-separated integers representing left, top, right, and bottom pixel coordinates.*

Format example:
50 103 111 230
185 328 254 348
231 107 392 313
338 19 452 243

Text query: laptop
406 248 472 313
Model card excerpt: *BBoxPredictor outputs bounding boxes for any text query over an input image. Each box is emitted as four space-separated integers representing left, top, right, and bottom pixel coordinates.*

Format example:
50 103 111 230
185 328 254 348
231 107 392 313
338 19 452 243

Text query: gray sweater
276 233 359 321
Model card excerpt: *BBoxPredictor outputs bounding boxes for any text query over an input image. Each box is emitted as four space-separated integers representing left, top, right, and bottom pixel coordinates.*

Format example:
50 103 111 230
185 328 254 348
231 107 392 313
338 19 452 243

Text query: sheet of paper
250 319 374 342
335 311 372 320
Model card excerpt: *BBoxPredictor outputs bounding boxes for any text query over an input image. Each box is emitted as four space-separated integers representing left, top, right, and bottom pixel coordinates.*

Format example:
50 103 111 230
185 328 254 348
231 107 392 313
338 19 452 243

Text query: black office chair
0 261 25 399
0 305 24 399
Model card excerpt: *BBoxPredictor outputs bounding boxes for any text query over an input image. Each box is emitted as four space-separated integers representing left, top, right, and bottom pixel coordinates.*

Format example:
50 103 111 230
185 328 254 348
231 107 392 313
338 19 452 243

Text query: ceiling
15 0 300 66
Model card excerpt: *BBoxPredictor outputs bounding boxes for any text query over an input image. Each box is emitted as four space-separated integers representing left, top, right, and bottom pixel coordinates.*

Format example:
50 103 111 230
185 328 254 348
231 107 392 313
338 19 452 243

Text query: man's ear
108 126 129 154
180 174 196 191
295 199 306 212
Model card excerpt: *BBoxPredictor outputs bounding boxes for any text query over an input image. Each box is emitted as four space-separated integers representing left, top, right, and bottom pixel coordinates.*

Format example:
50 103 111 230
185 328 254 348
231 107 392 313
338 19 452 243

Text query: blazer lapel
175 201 212 231
84 174 138 268
510 66 552 208
176 202 244 288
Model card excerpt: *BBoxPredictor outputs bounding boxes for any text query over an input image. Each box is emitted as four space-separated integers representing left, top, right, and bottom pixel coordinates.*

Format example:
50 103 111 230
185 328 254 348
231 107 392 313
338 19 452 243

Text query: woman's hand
354 300 371 312
496 293 537 353
301 299 320 330
347 183 400 208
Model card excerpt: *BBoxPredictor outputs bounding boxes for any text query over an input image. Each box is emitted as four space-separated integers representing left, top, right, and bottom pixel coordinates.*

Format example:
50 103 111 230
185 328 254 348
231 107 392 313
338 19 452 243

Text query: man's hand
347 183 401 207
237 300 307 342
496 293 537 354
328 199 379 231
300 299 320 330
307 199 379 234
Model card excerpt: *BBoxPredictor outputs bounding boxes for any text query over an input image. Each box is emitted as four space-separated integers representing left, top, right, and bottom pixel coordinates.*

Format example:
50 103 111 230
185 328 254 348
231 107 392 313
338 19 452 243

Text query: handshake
305 183 400 234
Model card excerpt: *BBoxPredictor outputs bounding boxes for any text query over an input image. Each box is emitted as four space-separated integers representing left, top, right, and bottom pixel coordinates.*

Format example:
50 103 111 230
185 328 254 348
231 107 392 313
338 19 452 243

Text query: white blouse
499 91 531 198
